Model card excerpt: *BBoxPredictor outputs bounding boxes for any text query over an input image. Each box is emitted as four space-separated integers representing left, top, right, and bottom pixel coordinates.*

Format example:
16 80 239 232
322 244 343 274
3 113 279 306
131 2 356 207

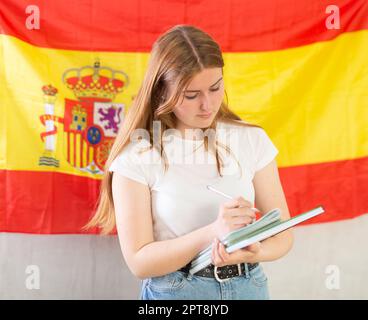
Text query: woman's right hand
211 196 256 240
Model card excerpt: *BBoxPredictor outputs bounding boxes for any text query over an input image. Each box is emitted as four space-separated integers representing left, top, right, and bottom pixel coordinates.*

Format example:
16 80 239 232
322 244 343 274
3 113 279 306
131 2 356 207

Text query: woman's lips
197 112 212 118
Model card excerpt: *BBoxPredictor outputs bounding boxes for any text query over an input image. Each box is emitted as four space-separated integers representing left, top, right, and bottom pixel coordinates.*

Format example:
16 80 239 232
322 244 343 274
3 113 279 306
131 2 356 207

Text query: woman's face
168 67 225 136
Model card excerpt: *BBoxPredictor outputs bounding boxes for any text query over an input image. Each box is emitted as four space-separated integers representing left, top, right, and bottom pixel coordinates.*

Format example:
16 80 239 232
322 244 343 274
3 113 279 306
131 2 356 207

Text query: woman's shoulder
114 137 161 166
217 120 276 159
217 119 265 138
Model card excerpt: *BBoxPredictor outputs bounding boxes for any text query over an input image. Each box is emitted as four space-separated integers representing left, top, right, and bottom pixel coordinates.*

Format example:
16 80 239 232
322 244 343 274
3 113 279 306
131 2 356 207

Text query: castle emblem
39 60 129 174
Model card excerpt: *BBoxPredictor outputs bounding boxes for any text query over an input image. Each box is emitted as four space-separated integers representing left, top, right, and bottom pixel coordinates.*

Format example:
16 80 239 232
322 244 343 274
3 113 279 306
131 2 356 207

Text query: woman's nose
199 93 211 111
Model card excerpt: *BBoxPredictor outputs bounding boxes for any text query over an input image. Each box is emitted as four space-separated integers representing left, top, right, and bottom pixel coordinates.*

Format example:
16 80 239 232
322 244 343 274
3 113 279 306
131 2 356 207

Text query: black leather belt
179 262 259 282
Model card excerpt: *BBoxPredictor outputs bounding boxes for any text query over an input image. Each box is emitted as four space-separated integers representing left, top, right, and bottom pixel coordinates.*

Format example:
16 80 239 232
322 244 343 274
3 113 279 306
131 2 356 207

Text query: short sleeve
108 144 149 186
248 127 279 172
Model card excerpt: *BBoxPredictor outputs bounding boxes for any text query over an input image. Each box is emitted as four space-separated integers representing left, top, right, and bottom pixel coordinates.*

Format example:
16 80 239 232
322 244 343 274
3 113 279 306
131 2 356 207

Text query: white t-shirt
109 120 279 241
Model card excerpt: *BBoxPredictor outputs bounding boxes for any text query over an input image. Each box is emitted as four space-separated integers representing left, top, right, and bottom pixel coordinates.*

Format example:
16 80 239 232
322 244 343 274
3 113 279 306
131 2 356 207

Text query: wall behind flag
0 0 367 299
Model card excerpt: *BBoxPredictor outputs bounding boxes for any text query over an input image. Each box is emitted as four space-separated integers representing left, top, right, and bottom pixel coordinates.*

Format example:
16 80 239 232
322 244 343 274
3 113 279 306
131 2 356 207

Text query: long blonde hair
83 24 262 235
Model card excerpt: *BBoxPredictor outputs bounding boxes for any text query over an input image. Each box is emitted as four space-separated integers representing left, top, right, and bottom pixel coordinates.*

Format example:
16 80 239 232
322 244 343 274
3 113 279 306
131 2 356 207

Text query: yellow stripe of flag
0 30 367 176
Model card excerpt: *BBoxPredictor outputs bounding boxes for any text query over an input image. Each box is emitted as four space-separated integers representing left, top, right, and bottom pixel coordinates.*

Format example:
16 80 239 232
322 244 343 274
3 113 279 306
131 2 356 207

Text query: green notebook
189 205 325 275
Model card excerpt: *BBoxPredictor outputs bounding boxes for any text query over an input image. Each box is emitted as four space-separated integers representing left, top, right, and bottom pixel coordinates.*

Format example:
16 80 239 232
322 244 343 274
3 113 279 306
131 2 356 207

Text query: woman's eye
185 87 220 100
185 95 197 100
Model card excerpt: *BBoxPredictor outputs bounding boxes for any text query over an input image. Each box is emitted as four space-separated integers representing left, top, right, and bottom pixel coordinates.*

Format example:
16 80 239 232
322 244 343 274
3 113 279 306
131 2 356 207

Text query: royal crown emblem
38 60 129 174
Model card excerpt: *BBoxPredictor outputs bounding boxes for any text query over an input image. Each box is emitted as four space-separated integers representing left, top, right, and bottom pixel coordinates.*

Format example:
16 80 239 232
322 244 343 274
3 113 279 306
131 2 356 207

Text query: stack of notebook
189 205 325 275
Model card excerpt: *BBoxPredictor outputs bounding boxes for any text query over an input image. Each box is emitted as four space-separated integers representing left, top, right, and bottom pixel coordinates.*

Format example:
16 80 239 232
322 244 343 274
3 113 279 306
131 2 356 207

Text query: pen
206 185 260 213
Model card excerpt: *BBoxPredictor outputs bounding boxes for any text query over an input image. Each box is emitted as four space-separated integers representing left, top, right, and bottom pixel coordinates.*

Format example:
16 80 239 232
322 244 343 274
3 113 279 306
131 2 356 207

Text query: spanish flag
0 0 367 234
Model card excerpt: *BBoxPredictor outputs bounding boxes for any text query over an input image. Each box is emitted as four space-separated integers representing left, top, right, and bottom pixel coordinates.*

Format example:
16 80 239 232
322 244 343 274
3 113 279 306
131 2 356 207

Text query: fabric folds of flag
0 0 367 234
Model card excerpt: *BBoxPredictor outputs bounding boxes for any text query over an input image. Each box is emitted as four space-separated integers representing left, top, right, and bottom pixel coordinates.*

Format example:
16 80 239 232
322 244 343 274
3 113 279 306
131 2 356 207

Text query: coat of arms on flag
38 60 128 174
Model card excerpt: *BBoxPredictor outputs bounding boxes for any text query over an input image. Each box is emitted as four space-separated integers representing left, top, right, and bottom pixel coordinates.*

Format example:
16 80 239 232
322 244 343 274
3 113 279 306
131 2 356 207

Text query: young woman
84 24 294 300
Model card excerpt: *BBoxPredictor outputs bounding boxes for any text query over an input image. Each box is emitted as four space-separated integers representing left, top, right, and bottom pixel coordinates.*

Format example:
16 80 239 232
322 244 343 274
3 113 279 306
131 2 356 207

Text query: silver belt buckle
214 264 242 283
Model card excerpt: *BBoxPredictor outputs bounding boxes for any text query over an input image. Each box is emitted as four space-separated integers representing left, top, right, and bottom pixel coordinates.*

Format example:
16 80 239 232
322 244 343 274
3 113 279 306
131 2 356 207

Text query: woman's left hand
211 238 263 267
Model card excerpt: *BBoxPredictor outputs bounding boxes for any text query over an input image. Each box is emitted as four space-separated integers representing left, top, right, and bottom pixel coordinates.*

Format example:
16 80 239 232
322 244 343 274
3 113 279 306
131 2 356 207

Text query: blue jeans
139 263 270 300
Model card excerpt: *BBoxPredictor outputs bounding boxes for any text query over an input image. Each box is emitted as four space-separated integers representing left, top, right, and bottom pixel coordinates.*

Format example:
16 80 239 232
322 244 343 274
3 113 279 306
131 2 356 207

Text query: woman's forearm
251 229 294 263
133 225 293 279
134 223 216 279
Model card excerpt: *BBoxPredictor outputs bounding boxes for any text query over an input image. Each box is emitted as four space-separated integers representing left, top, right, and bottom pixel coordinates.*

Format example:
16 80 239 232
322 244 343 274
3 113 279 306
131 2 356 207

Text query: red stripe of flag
0 0 367 52
1 156 367 234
